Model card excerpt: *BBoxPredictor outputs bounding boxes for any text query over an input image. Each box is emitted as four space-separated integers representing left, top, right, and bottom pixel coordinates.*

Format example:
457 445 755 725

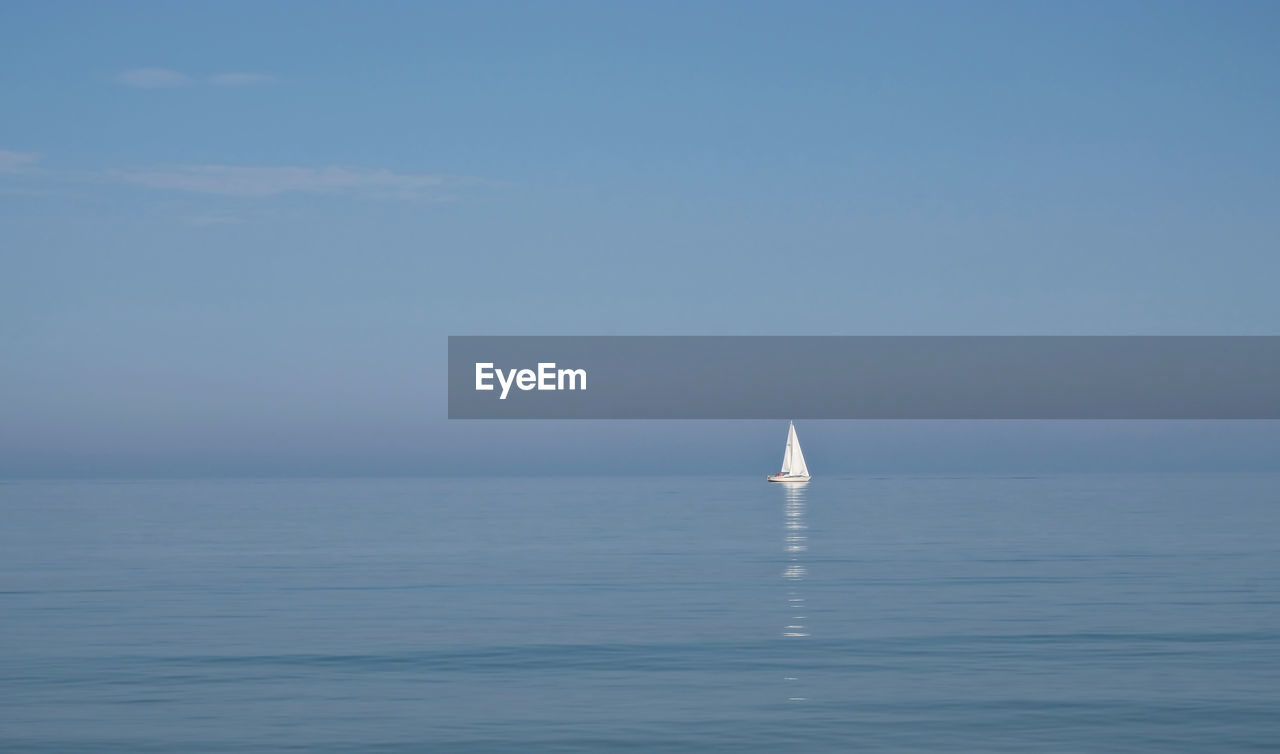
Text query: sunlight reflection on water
781 482 809 703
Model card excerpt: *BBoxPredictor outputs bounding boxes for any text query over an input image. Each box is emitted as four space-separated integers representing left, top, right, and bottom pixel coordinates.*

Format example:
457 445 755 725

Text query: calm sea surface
2 474 1279 751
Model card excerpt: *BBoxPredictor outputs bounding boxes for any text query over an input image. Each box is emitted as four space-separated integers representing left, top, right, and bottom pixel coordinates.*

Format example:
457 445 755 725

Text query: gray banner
448 336 1280 419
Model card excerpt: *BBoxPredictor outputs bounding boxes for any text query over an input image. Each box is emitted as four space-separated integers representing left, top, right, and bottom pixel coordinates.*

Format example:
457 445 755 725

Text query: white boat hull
767 475 811 483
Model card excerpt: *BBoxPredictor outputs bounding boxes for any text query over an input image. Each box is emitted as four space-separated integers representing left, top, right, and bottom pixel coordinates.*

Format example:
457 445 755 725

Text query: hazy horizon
5 420 1279 478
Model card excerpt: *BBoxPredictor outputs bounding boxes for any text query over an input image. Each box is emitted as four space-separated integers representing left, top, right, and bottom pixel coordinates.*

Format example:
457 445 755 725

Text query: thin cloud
112 164 460 198
208 72 278 86
0 186 53 197
0 150 40 172
2 150 495 202
116 67 195 88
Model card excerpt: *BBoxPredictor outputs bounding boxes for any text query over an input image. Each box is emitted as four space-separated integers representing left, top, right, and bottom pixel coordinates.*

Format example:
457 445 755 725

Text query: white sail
786 422 809 477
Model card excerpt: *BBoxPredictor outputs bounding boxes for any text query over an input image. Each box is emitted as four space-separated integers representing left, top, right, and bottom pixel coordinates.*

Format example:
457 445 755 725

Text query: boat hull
767 475 811 483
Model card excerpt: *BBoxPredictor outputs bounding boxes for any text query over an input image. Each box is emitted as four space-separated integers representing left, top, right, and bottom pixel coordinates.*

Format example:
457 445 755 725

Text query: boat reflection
779 482 809 702
781 482 807 639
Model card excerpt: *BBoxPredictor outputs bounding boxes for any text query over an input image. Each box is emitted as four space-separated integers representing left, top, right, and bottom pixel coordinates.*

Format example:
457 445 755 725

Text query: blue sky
3 1 1279 476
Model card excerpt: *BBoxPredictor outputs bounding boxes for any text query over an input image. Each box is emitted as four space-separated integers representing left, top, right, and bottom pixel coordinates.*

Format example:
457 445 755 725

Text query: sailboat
767 421 811 483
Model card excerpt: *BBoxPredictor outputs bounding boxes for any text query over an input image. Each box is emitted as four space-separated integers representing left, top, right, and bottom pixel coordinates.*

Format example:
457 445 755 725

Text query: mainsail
781 421 809 477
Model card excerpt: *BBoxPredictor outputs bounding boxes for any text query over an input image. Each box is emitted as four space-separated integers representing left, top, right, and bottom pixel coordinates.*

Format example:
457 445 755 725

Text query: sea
2 474 1278 752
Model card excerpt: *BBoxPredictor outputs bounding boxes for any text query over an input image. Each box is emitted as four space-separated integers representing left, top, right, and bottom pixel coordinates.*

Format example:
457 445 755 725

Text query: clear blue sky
3 1 1279 476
